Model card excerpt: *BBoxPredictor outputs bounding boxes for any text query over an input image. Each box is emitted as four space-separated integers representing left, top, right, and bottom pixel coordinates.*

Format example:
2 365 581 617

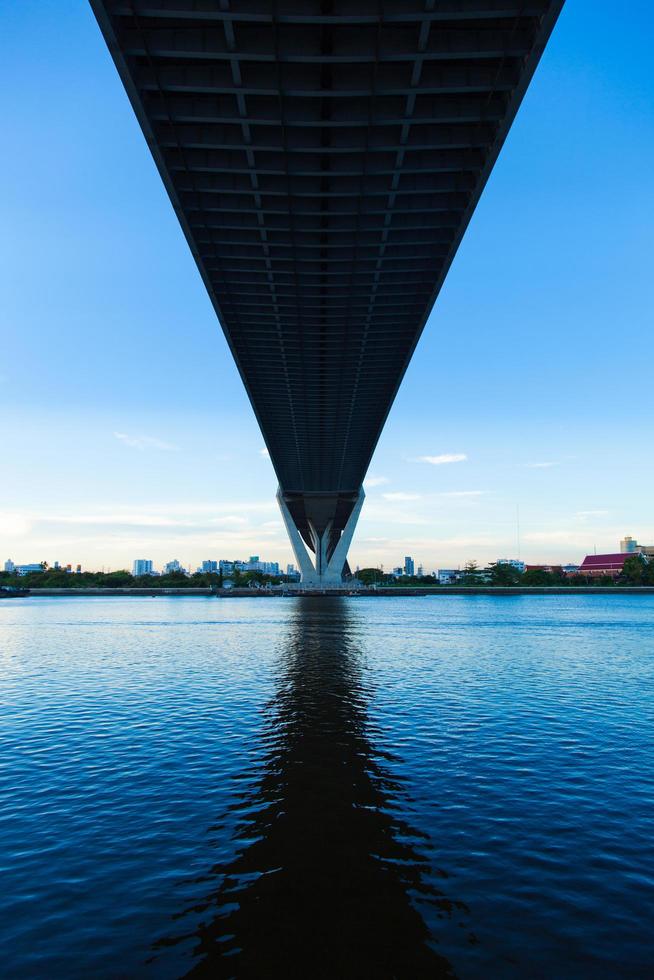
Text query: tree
460 561 482 585
357 567 385 586
488 562 522 586
522 568 555 586
621 555 647 585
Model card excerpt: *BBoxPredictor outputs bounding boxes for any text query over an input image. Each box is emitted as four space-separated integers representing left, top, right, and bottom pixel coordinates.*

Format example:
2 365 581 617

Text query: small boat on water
0 587 29 598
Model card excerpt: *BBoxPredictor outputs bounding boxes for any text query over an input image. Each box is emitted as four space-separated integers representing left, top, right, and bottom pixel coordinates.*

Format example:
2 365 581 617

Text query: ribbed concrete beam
89 0 564 549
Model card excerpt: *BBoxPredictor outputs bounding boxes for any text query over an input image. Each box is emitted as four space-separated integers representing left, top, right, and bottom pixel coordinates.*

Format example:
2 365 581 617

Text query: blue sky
2 2 653 572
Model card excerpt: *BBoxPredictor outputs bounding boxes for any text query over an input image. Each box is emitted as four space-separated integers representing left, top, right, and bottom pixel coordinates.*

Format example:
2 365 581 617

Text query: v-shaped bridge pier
277 487 365 588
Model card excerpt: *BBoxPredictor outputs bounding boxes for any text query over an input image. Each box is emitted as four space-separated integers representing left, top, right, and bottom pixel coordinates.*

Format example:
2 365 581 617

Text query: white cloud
525 461 559 469
413 453 467 465
439 490 486 498
259 447 270 458
209 515 248 527
575 510 609 520
0 512 33 537
523 530 590 544
382 492 421 502
56 513 193 528
364 475 389 488
114 432 179 452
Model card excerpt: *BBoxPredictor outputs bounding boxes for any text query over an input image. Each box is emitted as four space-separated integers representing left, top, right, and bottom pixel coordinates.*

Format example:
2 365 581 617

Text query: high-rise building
404 556 415 576
4 559 15 573
619 536 654 558
132 559 153 576
164 559 185 574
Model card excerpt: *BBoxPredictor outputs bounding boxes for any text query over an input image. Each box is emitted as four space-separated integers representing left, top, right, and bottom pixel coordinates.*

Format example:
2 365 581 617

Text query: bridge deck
91 0 563 546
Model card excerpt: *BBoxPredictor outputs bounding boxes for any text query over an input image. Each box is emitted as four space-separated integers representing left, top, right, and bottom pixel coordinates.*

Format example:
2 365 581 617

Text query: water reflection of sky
3 595 654 977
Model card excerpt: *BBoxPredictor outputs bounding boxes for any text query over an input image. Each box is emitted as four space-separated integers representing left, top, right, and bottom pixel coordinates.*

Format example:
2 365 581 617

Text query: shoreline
8 586 654 598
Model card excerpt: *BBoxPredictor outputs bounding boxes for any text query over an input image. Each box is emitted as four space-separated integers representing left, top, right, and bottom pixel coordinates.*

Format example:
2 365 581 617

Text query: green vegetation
356 567 440 587
460 561 483 586
619 554 654 585
335 559 654 589
3 558 654 590
0 567 289 589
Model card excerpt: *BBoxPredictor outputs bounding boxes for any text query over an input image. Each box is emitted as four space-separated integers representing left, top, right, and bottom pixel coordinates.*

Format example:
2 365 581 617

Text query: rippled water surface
1 595 653 977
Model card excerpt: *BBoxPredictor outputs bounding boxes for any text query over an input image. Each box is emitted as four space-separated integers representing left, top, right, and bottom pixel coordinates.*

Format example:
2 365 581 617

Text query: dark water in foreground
1 595 653 978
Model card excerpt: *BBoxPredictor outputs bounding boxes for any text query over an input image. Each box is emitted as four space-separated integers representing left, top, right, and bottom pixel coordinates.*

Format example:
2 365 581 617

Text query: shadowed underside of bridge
91 0 563 582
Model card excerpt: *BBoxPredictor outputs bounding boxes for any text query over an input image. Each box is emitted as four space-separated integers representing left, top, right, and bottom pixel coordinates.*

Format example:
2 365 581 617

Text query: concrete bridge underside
91 0 563 584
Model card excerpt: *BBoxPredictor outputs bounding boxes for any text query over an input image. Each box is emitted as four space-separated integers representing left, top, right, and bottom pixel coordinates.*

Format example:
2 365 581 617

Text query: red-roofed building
578 553 633 579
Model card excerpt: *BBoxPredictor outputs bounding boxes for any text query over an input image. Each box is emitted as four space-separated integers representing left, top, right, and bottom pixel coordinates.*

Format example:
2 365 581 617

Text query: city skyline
3 532 645 579
2 2 654 569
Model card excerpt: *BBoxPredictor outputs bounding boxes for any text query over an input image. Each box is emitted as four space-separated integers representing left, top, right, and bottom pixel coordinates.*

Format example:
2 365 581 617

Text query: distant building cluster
131 558 191 577
389 556 419 578
128 556 296 579
198 556 282 577
382 537 653 583
4 559 81 576
5 534 652 584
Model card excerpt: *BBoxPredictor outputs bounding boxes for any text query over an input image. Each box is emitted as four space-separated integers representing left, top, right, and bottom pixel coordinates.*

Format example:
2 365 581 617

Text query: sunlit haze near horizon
2 2 654 572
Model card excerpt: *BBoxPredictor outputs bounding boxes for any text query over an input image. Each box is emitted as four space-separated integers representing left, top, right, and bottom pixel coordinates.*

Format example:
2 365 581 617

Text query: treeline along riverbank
7 587 654 598
4 557 654 594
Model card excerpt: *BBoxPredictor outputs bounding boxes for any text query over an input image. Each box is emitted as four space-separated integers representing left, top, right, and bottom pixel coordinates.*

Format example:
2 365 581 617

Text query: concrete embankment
19 586 654 598
26 588 214 596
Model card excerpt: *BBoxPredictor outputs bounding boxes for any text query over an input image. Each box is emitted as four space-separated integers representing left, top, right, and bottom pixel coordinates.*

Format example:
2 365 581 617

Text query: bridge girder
90 0 563 582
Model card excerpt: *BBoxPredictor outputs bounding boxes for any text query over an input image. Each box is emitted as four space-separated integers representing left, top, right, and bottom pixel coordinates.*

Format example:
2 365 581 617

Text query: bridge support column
277 486 365 589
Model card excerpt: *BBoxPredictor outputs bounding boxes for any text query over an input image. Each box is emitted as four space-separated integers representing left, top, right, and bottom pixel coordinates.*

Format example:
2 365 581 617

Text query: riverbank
15 586 654 598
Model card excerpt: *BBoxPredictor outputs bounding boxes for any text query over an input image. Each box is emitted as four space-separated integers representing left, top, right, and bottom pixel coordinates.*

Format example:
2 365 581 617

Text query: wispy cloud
575 509 609 520
525 461 559 469
208 515 248 527
523 530 582 543
259 447 270 458
413 453 467 465
382 492 421 502
114 432 179 452
364 475 390 488
439 490 486 498
0 512 33 537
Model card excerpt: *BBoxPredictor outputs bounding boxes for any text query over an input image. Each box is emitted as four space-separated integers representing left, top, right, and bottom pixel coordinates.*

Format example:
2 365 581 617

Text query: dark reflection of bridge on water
155 598 470 977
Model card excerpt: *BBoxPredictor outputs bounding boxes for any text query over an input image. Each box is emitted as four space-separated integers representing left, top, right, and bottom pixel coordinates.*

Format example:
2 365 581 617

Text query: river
1 595 653 977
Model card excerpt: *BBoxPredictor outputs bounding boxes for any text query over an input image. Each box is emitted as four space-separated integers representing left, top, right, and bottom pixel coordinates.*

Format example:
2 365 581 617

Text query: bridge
91 0 563 585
